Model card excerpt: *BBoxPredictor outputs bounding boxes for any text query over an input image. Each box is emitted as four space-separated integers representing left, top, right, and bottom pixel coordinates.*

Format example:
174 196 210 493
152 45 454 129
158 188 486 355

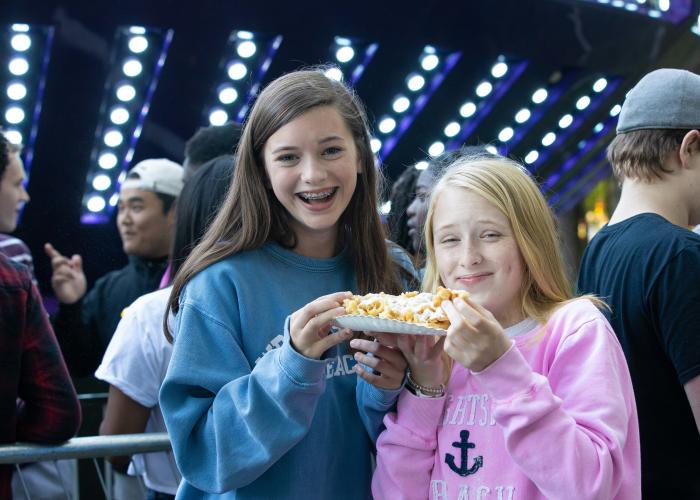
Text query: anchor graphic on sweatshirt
445 430 483 477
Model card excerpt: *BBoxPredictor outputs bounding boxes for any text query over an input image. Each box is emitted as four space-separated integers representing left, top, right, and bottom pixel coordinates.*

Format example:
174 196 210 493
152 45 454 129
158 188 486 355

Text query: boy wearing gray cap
577 68 700 499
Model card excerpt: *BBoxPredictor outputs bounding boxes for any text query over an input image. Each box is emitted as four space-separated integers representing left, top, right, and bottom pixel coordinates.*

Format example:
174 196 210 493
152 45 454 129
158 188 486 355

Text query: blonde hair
423 154 603 325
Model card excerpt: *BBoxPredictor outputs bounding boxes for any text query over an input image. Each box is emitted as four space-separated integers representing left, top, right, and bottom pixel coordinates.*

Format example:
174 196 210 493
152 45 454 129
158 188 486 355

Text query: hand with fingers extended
350 335 407 390
44 243 87 304
441 296 512 373
289 291 354 359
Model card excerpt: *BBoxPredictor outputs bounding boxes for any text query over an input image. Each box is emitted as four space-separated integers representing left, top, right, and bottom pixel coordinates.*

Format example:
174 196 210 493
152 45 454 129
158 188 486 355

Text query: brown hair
607 129 693 182
165 70 406 338
0 131 21 180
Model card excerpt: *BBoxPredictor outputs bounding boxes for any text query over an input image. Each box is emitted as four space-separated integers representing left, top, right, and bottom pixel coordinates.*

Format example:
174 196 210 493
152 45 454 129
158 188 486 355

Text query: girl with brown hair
159 70 415 498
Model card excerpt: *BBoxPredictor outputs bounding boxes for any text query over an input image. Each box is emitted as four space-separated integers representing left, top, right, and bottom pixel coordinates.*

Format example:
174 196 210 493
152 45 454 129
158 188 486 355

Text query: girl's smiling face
263 105 361 256
432 186 526 327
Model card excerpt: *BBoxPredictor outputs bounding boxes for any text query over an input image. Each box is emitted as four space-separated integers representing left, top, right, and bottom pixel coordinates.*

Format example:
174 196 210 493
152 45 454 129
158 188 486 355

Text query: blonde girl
373 155 640 499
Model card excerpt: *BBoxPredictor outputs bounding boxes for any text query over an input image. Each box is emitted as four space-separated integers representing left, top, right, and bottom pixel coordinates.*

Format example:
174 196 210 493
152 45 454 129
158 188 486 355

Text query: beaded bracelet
406 370 445 398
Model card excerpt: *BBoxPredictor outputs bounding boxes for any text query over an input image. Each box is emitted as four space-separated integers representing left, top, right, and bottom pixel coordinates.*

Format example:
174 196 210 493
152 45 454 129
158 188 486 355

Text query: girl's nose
300 157 328 184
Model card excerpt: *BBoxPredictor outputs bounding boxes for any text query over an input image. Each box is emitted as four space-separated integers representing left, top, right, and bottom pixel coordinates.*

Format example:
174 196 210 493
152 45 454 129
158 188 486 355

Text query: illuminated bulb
237 40 257 58
87 196 106 212
460 102 477 118
335 46 354 63
498 127 514 142
5 106 25 124
7 82 27 100
116 84 136 102
4 130 22 145
9 58 29 76
576 95 591 110
524 150 539 164
123 59 143 77
428 141 445 157
407 74 425 91
324 67 343 81
93 174 112 191
415 161 428 170
99 152 118 169
128 36 148 53
104 130 124 147
515 108 531 123
209 109 228 126
558 114 573 129
218 86 238 104
531 88 548 104
110 107 130 125
227 62 247 80
378 117 396 134
444 122 460 137
421 54 439 71
392 96 410 113
593 78 608 93
541 132 556 147
11 34 31 52
476 81 493 97
491 62 508 78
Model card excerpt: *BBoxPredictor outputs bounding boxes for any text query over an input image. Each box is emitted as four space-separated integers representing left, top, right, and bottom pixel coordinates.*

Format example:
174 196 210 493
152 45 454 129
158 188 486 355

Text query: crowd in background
1 67 699 500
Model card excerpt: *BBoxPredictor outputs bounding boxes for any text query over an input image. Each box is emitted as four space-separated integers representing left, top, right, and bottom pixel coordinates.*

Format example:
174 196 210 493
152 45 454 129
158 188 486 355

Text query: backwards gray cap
617 68 700 134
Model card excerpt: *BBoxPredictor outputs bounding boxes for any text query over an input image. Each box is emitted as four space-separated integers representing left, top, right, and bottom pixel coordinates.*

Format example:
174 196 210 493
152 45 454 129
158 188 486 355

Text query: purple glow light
349 42 378 86
82 27 174 225
497 72 578 156
528 77 621 173
447 60 528 150
378 50 462 161
235 34 283 123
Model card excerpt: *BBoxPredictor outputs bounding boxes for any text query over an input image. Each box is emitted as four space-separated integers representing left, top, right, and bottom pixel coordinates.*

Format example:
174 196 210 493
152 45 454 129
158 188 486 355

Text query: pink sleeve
472 317 640 500
372 390 446 500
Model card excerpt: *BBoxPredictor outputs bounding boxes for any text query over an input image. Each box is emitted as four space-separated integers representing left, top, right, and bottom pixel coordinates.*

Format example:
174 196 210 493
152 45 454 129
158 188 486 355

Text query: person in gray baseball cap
577 68 700 499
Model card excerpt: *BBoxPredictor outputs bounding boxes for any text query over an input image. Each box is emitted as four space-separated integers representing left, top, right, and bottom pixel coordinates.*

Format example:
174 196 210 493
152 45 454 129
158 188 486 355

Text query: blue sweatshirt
160 242 410 499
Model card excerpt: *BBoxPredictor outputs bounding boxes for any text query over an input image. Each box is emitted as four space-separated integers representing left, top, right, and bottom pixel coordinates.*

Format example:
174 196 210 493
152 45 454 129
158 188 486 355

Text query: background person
577 68 700 498
44 159 183 377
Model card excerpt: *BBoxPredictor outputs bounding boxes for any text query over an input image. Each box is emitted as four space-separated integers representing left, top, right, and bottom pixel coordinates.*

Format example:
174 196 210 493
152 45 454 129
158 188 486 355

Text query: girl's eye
482 232 501 240
276 154 298 163
439 237 458 244
415 191 428 201
323 146 342 156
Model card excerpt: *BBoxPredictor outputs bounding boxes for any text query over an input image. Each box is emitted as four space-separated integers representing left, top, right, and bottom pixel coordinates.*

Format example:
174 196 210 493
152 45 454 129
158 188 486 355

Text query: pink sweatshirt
373 299 640 500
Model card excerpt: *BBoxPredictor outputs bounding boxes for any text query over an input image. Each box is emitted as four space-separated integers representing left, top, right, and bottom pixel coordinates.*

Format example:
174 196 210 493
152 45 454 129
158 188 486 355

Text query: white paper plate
334 315 446 336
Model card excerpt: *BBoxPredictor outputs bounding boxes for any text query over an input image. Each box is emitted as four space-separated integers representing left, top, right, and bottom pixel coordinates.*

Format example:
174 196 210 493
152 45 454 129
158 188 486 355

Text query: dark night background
2 0 700 296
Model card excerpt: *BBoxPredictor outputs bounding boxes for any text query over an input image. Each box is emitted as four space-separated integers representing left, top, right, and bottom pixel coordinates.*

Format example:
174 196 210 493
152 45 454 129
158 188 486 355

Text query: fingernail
349 339 359 347
353 352 361 361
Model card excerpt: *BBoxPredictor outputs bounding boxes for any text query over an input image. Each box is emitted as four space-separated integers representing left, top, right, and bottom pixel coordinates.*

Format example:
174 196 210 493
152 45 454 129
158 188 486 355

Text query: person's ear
679 130 700 169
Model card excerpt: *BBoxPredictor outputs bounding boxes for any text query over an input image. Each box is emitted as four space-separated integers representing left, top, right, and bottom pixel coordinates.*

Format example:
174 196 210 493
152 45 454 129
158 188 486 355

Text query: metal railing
0 433 172 500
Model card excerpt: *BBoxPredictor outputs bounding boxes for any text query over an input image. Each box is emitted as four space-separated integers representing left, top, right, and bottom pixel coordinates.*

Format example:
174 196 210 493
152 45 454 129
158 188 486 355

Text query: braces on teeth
300 189 334 200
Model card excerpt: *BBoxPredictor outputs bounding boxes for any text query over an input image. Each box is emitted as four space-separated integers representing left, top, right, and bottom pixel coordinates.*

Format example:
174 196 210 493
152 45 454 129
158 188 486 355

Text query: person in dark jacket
44 159 184 377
